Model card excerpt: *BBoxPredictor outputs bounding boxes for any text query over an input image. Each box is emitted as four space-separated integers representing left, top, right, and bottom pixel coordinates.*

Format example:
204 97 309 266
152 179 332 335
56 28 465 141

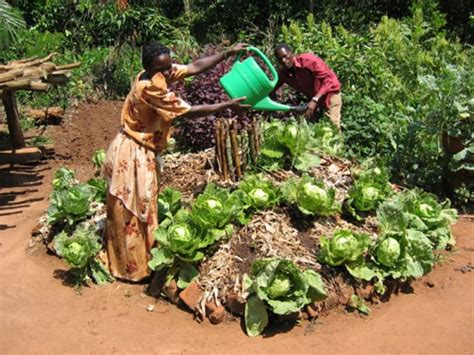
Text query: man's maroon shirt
274 53 341 108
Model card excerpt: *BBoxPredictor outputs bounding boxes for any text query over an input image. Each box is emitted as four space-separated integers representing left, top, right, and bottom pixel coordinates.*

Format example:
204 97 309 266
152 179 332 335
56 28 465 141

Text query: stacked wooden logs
215 117 261 182
0 53 81 92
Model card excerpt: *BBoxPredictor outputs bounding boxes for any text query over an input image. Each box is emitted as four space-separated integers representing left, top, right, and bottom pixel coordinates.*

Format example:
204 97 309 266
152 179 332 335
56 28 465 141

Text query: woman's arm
185 43 248 76
180 97 250 119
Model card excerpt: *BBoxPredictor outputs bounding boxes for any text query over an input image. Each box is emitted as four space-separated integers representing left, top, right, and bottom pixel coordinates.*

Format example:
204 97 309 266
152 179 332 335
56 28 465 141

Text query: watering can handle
235 46 279 86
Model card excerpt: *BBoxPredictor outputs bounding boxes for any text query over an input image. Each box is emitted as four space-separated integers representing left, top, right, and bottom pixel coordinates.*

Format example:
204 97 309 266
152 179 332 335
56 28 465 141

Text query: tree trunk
2 90 25 149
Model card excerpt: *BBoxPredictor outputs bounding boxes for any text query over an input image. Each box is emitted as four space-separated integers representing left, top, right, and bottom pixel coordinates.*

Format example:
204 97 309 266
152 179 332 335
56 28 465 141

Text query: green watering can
220 46 301 112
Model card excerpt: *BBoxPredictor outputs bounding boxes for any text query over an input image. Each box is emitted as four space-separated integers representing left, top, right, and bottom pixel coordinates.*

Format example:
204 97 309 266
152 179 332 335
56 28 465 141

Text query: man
103 42 249 282
271 43 342 129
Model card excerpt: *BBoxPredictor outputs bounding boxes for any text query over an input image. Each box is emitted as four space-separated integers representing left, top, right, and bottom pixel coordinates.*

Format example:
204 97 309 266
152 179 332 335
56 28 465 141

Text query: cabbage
318 229 371 266
238 174 280 212
244 258 327 336
375 237 401 267
92 149 106 169
293 176 339 216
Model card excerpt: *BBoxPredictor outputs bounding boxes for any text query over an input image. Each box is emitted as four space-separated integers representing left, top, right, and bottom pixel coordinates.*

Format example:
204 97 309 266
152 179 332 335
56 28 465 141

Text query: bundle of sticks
214 117 261 182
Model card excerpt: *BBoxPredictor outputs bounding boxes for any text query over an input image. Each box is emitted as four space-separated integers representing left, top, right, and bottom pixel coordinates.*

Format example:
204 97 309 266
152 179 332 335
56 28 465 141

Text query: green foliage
259 118 343 172
0 0 26 51
244 258 327 336
279 7 472 191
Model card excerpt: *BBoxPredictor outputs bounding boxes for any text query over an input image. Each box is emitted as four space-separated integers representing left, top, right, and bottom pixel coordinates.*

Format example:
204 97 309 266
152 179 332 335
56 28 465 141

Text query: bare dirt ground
1 101 473 354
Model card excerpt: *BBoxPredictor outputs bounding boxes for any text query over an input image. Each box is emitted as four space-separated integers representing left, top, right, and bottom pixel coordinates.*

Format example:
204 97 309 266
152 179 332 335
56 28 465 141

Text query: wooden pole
2 91 25 149
224 120 235 181
219 119 228 181
229 119 242 180
215 119 223 174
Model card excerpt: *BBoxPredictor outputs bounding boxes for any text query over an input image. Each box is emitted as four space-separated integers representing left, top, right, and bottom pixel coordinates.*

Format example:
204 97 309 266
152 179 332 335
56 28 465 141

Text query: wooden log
0 147 43 165
0 79 49 91
2 91 25 149
0 53 57 72
55 62 81 71
0 69 24 83
229 119 242 180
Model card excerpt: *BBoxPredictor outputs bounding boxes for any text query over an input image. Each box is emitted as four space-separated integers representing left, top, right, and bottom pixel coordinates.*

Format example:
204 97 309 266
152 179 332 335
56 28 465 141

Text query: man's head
274 43 294 70
142 42 174 80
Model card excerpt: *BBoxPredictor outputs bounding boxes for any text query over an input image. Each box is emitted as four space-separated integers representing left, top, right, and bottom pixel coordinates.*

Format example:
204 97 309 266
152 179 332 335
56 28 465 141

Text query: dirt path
1 101 473 354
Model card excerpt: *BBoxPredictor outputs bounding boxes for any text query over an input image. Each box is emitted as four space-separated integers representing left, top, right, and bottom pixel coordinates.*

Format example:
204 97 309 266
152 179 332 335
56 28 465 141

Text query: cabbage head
238 174 280 211
191 183 243 229
295 176 339 216
244 258 327 336
318 229 371 266
375 237 401 267
54 227 101 269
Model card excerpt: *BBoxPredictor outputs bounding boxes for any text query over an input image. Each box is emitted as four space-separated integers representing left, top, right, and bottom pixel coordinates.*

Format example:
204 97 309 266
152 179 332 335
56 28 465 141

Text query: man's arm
185 43 248 76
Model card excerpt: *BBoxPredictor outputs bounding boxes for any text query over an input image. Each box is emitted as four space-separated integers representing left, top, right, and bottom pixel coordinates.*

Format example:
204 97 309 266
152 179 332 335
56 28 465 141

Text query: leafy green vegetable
318 229 372 267
238 174 280 211
52 167 76 190
397 188 458 249
346 160 393 220
54 226 113 286
86 178 107 203
348 294 371 315
190 183 244 229
92 149 106 170
244 258 327 336
158 187 183 224
283 175 340 216
47 183 98 225
245 295 269 337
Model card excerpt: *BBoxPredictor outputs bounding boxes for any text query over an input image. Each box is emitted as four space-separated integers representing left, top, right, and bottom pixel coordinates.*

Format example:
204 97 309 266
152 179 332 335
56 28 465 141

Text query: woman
103 42 249 282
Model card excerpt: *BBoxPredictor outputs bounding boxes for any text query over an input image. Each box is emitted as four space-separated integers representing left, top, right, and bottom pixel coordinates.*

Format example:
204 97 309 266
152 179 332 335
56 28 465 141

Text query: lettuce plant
244 258 327 336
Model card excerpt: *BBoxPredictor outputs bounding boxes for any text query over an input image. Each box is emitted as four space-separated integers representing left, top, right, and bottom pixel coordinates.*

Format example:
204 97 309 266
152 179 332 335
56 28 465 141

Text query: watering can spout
253 96 291 112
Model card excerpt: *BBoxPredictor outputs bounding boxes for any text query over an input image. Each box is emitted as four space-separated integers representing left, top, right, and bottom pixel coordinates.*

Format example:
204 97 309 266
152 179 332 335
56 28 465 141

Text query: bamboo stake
219 119 229 181
215 119 223 174
240 126 247 173
226 121 236 181
248 126 257 167
229 119 242 180
253 117 261 157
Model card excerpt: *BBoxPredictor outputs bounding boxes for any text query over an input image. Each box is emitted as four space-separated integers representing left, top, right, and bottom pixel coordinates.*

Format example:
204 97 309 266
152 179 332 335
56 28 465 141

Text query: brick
179 282 202 311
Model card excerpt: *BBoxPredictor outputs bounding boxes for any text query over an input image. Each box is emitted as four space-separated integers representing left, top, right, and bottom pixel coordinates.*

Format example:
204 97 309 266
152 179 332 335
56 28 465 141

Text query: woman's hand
226 43 249 57
226 96 251 111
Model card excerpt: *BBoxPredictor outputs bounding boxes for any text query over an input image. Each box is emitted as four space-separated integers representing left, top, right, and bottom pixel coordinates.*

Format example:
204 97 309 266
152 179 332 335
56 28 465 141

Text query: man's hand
226 96 251 111
226 43 249 57
305 100 317 119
